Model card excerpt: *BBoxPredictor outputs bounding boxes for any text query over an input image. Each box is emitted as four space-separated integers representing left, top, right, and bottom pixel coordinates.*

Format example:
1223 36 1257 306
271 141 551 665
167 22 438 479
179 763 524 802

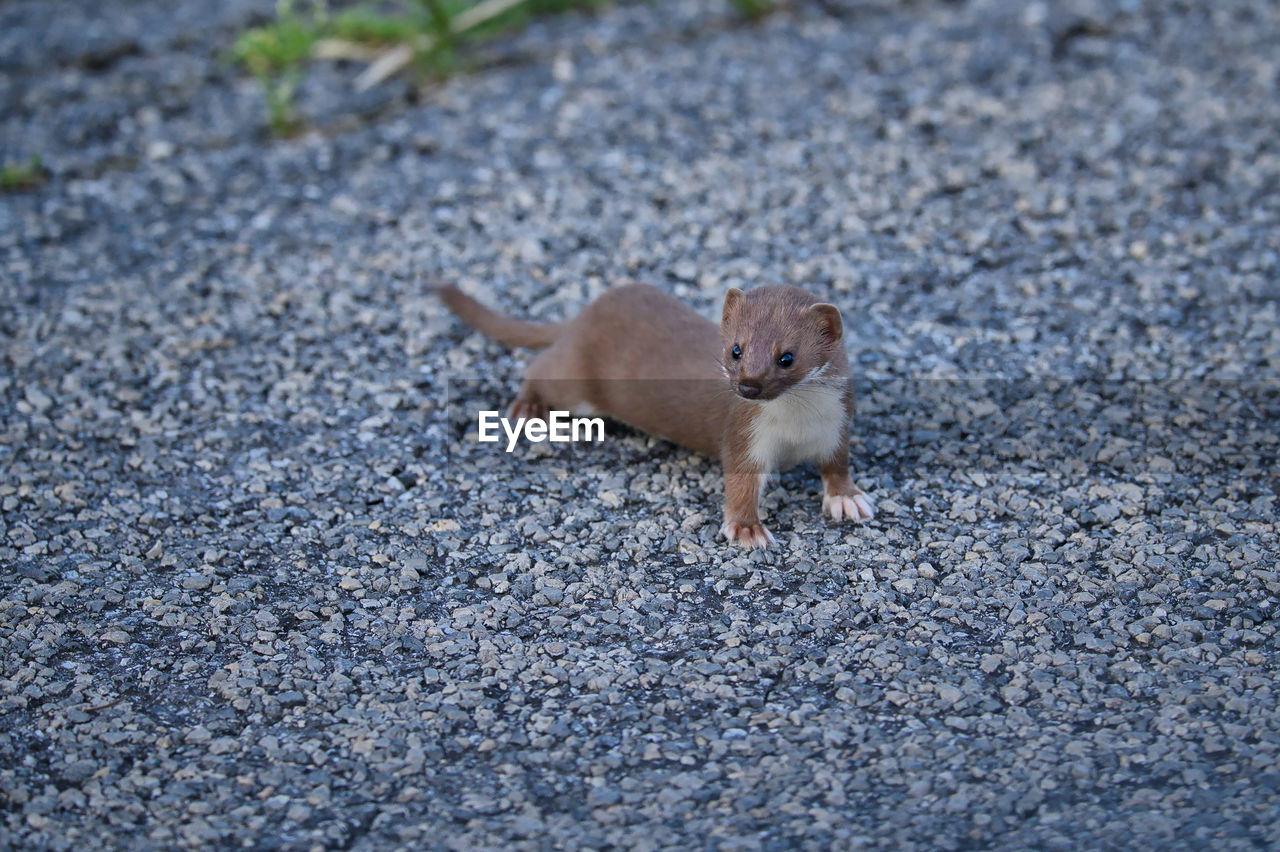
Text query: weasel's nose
737 381 763 399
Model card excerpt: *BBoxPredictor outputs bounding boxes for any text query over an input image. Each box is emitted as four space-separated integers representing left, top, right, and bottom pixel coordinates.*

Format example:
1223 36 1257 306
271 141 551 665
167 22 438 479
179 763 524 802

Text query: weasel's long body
438 282 873 547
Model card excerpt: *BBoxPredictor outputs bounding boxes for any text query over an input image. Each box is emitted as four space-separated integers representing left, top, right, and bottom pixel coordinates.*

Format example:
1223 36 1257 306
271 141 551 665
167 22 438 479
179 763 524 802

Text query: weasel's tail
435 284 564 350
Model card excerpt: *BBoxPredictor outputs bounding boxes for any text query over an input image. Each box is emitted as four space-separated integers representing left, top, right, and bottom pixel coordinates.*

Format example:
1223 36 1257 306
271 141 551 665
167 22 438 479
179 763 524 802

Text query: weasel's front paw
721 520 775 549
823 491 875 522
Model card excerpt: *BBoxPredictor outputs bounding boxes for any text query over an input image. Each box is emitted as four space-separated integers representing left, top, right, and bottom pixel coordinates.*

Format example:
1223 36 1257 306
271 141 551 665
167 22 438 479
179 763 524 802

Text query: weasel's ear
722 288 745 327
810 303 844 343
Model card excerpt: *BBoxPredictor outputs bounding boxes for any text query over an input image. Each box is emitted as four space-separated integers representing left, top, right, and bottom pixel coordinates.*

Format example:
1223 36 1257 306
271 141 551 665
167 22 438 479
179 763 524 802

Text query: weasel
436 282 874 548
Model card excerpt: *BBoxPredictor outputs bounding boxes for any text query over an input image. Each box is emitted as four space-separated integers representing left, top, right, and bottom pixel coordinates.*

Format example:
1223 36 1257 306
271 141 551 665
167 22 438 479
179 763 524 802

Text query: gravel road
2 0 1278 848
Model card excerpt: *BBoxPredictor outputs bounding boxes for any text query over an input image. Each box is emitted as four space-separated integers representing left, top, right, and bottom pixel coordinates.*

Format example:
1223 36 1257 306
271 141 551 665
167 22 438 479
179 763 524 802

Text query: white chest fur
746 378 847 472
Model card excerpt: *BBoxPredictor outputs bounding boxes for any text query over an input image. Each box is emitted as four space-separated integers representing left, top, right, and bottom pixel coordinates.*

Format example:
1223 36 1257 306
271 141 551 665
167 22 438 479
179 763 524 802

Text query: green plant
729 0 773 20
330 7 425 44
264 72 305 135
231 3 321 76
0 155 44 191
401 0 608 79
231 0 614 132
411 0 463 75
231 1 322 134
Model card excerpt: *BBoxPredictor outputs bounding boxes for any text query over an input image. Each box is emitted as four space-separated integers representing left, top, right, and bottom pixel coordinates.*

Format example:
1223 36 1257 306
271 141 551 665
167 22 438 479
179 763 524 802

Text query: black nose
737 381 762 399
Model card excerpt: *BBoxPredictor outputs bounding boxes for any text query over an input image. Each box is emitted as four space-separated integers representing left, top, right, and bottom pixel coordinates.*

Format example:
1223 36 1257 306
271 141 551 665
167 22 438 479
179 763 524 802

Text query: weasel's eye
731 344 742 360
776 352 794 368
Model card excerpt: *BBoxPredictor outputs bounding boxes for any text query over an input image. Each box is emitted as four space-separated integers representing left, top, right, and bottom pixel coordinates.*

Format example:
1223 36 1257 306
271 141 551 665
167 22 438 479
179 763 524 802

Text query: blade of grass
355 43 421 90
312 38 381 61
452 0 528 32
355 0 550 91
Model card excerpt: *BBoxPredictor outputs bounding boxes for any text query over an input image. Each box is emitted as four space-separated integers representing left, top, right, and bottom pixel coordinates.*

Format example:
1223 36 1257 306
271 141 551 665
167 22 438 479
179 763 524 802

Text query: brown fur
436 282 873 547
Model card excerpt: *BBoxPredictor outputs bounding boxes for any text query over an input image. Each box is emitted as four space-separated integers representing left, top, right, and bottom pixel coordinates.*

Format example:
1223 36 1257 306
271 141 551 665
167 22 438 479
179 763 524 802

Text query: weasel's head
720 286 844 402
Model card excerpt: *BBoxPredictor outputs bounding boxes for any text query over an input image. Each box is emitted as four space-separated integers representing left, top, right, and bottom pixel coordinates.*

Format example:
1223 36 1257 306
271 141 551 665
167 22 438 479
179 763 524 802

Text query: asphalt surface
2 0 1279 848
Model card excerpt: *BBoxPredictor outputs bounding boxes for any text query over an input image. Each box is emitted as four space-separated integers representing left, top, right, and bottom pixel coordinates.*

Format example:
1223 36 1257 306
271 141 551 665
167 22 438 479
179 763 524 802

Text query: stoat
437 282 874 548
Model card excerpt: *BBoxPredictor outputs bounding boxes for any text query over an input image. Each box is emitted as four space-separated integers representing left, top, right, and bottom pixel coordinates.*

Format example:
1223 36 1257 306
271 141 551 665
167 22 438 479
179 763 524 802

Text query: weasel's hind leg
507 395 548 421
508 346 584 420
